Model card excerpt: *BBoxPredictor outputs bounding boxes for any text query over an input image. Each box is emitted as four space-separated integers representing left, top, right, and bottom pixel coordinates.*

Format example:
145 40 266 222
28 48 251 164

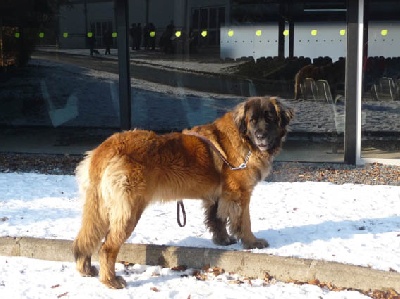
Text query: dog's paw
82 265 99 277
213 235 237 246
243 238 269 249
102 275 127 289
78 264 98 277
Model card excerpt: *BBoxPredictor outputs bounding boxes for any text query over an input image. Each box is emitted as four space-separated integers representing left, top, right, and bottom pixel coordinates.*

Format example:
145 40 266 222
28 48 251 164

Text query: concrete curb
1 236 399 292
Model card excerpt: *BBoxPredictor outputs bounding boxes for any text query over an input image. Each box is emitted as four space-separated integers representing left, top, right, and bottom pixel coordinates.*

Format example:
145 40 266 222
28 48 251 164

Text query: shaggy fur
72 96 294 288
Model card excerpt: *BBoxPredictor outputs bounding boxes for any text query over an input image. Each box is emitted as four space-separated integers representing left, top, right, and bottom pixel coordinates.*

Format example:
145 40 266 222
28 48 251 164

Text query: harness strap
176 132 251 227
185 131 251 170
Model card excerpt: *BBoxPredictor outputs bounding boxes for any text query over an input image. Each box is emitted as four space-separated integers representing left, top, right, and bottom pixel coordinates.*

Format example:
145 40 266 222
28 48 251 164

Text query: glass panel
0 1 119 154
362 0 400 160
192 9 199 30
200 8 208 30
1 0 372 164
210 8 217 29
218 7 226 27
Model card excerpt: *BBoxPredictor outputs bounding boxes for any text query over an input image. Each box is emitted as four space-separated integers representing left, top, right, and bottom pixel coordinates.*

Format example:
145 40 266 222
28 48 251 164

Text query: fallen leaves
290 278 344 291
289 277 400 299
116 262 400 298
171 265 188 272
368 289 400 299
50 284 69 298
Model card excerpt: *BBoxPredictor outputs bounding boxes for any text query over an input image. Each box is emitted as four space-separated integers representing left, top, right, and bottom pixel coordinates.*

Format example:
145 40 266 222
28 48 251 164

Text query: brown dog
72 96 293 288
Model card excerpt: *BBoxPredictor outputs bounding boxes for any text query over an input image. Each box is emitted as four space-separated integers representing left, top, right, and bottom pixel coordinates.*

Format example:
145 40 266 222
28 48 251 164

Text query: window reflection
0 0 398 162
361 19 400 159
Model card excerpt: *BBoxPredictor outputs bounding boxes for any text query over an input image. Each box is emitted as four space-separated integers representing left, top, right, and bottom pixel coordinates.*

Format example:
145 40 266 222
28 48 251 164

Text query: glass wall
0 0 120 153
361 1 400 161
0 0 398 164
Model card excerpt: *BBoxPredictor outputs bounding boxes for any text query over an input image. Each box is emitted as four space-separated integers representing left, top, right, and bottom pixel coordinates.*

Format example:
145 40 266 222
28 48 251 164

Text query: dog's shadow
256 216 400 249
177 216 399 251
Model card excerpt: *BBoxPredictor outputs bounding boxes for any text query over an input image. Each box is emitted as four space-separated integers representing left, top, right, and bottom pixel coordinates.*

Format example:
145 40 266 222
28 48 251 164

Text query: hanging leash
177 200 186 227
176 131 251 227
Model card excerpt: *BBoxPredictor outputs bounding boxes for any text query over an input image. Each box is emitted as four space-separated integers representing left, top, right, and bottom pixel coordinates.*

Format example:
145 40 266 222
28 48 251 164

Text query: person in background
87 33 96 56
160 21 174 53
135 23 142 50
129 23 136 51
103 29 113 55
142 23 149 50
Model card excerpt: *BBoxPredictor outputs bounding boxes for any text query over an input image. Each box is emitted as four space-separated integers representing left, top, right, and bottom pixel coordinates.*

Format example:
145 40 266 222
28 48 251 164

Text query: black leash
177 200 186 227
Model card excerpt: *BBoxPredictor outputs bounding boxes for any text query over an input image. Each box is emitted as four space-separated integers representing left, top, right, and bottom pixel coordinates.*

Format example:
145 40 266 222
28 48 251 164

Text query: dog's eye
265 111 275 122
250 118 257 124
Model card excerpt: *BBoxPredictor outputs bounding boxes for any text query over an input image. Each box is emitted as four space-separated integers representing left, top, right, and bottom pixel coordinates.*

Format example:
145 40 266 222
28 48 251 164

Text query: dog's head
233 97 294 155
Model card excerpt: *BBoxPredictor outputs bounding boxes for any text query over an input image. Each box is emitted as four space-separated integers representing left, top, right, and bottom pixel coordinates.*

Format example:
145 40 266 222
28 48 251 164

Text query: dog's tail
73 153 108 261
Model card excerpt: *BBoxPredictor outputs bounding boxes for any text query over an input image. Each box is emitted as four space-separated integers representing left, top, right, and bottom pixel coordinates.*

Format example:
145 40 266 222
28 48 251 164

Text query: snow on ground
0 172 399 298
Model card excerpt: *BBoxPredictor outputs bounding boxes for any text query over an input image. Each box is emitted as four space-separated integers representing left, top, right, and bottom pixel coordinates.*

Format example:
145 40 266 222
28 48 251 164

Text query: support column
344 0 363 165
278 19 285 58
278 2 285 58
289 20 294 58
115 0 132 130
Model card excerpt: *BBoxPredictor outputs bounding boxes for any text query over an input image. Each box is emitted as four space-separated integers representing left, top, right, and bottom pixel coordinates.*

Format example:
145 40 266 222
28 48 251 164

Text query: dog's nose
255 131 266 139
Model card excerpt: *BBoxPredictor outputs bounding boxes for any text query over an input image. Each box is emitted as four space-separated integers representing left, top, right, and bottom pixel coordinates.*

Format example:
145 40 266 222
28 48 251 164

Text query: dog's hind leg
73 186 108 277
98 196 146 289
98 162 148 289
204 199 237 246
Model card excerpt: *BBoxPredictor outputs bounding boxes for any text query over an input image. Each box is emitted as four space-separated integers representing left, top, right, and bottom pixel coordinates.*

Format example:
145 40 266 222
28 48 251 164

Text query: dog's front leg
238 201 269 249
204 199 237 246
221 192 269 250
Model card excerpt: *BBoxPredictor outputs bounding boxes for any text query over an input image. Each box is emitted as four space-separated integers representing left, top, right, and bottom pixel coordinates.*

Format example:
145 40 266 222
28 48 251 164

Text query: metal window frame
115 0 131 130
344 0 363 165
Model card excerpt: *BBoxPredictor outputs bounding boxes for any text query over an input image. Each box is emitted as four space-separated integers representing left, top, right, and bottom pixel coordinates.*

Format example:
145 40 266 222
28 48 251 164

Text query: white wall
220 24 279 60
220 22 348 61
220 21 400 61
293 22 347 61
368 21 400 57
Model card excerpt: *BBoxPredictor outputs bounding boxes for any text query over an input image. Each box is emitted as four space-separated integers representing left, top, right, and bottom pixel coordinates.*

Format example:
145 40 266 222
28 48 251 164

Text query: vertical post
145 0 149 24
363 1 369 59
83 0 88 47
289 20 294 58
226 0 231 25
344 0 363 164
278 19 285 59
55 0 60 48
115 0 131 130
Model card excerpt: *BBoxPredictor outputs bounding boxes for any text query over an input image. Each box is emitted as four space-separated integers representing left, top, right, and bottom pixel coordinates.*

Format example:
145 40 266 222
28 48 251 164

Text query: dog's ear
278 102 294 128
233 101 248 134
